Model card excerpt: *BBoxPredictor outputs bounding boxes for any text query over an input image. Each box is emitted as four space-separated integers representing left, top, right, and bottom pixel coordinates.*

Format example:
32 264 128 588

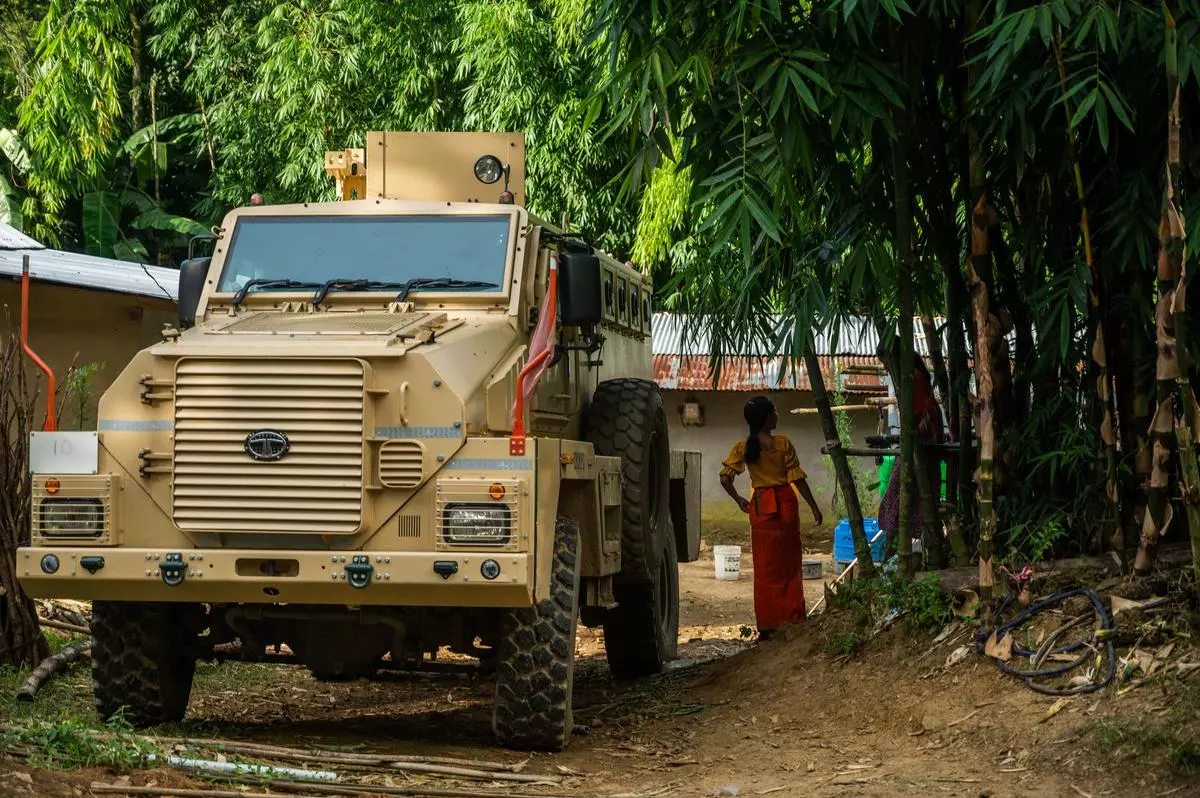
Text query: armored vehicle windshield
216 213 514 299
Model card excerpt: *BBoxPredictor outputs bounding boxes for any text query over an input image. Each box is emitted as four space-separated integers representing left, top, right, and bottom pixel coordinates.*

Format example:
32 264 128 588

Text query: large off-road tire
92 601 201 727
493 517 581 751
584 379 680 679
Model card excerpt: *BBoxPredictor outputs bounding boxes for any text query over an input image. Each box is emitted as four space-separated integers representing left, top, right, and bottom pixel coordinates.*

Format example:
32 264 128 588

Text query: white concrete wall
662 390 884 540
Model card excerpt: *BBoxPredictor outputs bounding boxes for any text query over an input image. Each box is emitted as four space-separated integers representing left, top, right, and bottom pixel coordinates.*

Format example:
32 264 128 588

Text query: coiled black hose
976 586 1117 696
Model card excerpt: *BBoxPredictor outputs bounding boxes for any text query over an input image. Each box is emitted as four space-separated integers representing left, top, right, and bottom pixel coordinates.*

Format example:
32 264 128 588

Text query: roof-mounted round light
474 154 504 185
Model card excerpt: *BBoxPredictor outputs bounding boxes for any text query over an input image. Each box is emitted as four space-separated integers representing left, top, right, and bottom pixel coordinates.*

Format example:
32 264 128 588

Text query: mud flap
669 449 702 563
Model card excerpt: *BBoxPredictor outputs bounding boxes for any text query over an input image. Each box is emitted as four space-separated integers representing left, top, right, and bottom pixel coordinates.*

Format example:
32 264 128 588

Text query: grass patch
820 574 953 657
1 713 155 771
1093 684 1200 774
828 573 953 634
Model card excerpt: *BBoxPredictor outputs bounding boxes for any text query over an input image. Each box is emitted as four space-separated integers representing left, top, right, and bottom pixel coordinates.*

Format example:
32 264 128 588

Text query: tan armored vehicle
18 132 702 750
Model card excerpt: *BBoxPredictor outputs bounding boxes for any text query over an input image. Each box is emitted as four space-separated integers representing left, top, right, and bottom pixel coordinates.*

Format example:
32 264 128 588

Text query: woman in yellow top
720 396 823 639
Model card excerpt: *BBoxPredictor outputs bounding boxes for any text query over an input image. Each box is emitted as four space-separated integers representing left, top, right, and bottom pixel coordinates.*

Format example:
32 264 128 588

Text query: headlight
442 503 511 546
39 498 104 538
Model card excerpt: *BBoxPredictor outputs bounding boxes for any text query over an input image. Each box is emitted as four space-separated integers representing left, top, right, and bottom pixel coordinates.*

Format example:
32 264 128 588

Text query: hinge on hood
139 375 174 405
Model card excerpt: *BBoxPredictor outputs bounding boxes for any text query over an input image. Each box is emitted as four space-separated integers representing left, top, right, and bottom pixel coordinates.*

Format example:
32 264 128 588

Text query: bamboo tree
1158 0 1200 582
965 0 996 605
1052 32 1120 552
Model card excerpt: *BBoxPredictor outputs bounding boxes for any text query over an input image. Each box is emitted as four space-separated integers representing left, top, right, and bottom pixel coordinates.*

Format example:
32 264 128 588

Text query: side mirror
178 257 210 330
557 251 602 327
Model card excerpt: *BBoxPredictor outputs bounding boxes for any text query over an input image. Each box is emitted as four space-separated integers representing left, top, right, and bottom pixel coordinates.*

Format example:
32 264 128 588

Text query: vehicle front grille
172 359 365 535
379 441 423 488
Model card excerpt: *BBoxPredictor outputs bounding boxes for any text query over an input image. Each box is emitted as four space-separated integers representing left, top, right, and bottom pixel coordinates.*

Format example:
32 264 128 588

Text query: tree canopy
2 0 1199 574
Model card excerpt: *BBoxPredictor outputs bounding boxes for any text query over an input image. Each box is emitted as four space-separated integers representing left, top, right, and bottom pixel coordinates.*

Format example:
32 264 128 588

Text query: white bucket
713 545 742 581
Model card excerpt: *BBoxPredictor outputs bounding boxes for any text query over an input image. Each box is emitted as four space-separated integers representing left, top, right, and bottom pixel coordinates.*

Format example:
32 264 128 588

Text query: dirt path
4 552 1190 797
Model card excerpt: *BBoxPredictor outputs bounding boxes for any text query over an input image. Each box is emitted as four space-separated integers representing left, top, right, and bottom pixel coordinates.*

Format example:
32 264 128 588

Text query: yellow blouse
720 434 807 488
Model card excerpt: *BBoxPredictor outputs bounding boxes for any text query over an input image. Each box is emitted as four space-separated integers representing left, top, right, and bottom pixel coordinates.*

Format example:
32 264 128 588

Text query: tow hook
433 561 459 580
159 553 186 587
80 556 105 574
344 555 373 589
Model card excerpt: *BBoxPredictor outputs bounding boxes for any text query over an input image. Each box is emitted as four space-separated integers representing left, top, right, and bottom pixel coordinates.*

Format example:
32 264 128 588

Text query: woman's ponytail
743 396 774 464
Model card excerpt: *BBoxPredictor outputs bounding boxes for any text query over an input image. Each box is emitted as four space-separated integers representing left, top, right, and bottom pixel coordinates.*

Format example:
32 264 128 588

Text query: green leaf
130 207 210 237
1098 82 1134 131
120 114 202 156
0 129 31 174
1095 91 1110 151
743 189 781 242
82 191 121 259
0 173 22 230
1070 89 1098 128
788 68 819 113
113 239 150 263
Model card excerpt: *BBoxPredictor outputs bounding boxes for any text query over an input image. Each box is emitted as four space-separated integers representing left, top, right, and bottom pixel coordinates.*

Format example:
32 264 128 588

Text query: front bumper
18 547 532 607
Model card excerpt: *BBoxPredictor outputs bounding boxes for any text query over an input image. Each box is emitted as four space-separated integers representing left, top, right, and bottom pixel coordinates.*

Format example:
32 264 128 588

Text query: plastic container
833 518 885 572
713 545 742 581
801 560 823 581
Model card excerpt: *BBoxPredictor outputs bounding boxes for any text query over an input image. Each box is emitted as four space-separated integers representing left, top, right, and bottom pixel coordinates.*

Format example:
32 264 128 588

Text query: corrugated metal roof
652 313 941 358
653 354 886 393
0 222 44 251
0 223 177 302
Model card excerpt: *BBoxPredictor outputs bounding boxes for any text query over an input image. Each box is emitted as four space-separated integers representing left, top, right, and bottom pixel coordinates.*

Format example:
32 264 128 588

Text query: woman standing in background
719 396 823 640
878 345 944 555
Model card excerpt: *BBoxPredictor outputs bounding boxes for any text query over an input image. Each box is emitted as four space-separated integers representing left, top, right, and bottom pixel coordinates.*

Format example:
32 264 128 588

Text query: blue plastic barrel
833 518 884 568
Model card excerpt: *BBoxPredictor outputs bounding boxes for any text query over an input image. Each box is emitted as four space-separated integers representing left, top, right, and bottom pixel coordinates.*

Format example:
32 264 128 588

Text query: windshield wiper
394 278 500 303
311 278 410 306
231 279 322 308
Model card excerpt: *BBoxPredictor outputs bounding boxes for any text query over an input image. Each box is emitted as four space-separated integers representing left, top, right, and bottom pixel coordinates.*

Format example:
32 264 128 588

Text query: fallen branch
15 640 91 702
175 737 524 773
159 742 550 784
92 784 571 798
36 617 90 636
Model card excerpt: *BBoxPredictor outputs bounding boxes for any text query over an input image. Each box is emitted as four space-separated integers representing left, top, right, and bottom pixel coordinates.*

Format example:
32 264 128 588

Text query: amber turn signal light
45 478 60 495
488 483 506 501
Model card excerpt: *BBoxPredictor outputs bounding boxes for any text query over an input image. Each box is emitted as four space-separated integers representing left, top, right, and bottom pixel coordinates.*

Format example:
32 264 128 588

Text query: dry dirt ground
2 545 1197 798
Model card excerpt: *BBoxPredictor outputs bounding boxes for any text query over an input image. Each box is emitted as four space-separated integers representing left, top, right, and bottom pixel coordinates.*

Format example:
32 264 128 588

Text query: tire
492 517 581 751
584 379 679 679
92 601 200 727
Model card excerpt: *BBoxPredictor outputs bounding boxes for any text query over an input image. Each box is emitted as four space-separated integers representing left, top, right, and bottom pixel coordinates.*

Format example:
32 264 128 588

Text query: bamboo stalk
803 341 876 578
1161 0 1200 582
965 0 996 608
791 405 873 414
15 639 90 701
1053 31 1120 553
893 79 917 578
1138 1 1191 575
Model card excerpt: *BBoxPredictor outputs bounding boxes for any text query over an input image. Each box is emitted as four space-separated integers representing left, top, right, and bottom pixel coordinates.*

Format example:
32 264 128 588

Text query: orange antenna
21 255 56 432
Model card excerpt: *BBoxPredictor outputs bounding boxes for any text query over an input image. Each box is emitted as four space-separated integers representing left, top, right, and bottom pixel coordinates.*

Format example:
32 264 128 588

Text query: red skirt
749 485 806 631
